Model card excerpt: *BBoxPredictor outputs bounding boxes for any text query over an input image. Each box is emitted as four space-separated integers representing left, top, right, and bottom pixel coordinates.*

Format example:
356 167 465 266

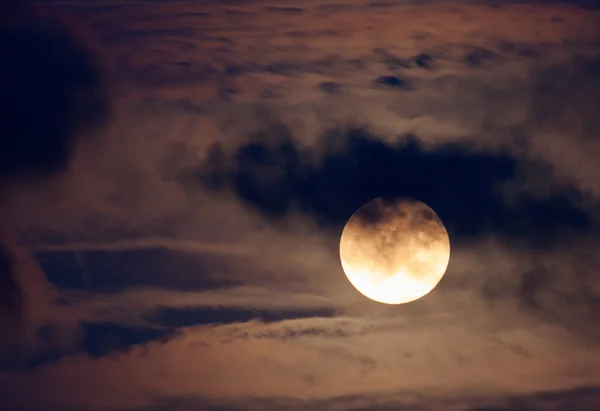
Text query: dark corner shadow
0 6 111 182
195 123 591 248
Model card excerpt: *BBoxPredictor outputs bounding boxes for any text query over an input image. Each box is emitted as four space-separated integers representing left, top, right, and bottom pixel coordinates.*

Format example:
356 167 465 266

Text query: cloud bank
0 0 111 357
0 0 599 410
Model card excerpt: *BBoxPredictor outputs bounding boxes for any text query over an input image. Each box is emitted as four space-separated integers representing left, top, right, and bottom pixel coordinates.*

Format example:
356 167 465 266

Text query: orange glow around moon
339 197 450 304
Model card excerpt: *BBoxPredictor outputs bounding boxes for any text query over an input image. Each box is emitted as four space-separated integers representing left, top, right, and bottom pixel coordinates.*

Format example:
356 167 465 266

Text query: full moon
339 197 450 304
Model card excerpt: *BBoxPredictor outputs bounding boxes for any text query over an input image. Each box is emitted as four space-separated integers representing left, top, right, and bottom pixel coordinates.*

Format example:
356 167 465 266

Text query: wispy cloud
0 312 598 410
30 238 258 256
1 0 600 410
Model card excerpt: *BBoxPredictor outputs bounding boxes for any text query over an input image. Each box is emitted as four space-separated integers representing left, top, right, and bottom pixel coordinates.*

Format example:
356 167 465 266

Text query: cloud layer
0 1 111 358
0 0 599 410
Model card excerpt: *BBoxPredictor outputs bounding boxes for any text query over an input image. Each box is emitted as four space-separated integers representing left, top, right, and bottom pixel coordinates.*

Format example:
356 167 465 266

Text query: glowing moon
339 197 450 304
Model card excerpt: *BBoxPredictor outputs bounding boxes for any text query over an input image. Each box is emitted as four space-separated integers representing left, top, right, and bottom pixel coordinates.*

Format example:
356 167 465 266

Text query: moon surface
339 197 450 304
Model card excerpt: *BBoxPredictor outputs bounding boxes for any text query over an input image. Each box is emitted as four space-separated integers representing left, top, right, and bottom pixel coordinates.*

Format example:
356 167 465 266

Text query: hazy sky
0 1 599 410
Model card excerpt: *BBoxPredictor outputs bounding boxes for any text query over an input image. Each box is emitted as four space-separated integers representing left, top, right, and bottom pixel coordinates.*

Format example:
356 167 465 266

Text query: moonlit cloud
1 1 599 410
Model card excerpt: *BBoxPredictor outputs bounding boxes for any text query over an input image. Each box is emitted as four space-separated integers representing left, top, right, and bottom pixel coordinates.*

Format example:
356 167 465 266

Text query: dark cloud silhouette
463 46 503 66
569 0 600 10
148 306 336 329
0 305 338 368
528 55 600 139
0 232 60 366
195 120 600 339
413 52 434 68
0 3 111 361
0 243 23 333
2 321 172 370
197 123 590 247
0 5 111 182
37 248 246 292
479 255 600 341
264 6 305 15
496 40 541 58
317 81 343 94
373 48 412 69
191 54 600 341
81 322 175 358
373 75 411 89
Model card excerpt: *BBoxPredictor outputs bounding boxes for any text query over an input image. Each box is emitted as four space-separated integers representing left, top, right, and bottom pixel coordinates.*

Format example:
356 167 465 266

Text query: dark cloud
0 234 66 370
317 81 343 94
373 47 412 69
528 55 600 139
479 250 600 341
172 99 205 115
219 86 239 101
373 75 412 89
81 322 174 358
0 4 111 182
2 321 172 370
196 123 590 247
193 57 600 338
569 0 600 10
130 61 217 88
34 252 87 290
37 248 247 292
374 50 434 70
413 53 434 68
496 40 541 58
0 305 338 369
223 8 253 16
0 242 23 335
0 3 111 366
113 27 199 40
194 53 600 244
148 306 336 329
463 46 503 66
264 6 305 15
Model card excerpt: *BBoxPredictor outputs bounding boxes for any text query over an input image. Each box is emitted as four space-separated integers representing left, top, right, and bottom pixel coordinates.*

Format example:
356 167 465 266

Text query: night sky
0 0 599 410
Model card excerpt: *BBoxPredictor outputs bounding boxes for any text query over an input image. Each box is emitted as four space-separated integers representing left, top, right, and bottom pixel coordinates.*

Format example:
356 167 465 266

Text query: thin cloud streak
29 238 258 256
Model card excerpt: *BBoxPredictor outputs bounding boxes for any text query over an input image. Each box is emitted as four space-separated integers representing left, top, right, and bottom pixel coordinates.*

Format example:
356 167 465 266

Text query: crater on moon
339 197 450 304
